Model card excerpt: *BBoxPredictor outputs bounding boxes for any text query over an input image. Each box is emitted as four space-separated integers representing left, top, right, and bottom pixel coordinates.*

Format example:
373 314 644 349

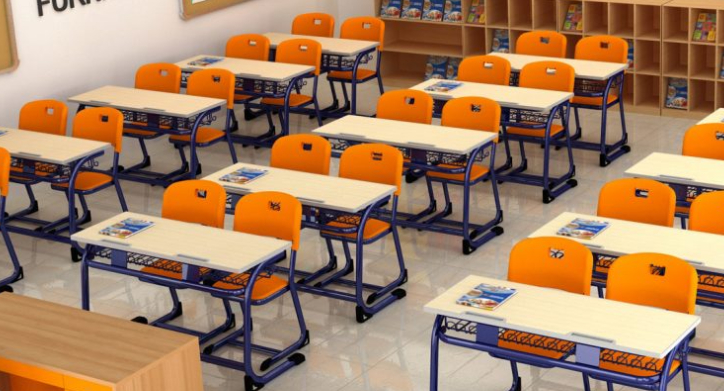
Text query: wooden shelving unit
375 0 724 117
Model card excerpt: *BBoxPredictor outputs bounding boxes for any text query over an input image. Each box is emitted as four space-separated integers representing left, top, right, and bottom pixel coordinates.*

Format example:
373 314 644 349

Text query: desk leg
0 197 22 291
430 315 443 391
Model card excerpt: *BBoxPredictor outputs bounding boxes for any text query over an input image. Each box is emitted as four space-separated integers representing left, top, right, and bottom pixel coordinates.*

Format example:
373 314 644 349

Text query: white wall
0 0 373 126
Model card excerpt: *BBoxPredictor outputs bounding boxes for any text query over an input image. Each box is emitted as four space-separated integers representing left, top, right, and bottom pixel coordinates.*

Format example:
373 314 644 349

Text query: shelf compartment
380 52 428 88
690 43 716 80
634 74 661 109
719 46 724 80
634 40 660 75
609 3 634 38
486 28 511 53
720 10 724 44
635 5 661 41
384 22 464 57
486 0 510 28
623 73 634 108
463 26 487 56
509 30 528 53
583 1 608 36
562 33 582 58
689 8 717 45
558 0 583 34
662 42 688 78
689 79 716 114
533 0 557 30
717 81 724 110
663 6 689 42
510 0 534 29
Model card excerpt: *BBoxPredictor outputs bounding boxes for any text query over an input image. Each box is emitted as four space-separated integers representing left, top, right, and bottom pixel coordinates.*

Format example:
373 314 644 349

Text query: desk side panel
117 341 203 391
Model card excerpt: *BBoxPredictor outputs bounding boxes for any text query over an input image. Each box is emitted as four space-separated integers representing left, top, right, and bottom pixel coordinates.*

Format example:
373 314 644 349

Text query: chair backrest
18 100 68 136
516 31 567 58
340 17 385 51
271 134 331 175
292 12 335 37
597 178 676 227
689 191 724 236
607 253 697 315
234 191 302 251
376 89 433 124
276 38 322 76
682 123 724 160
162 180 226 228
135 63 182 94
575 35 628 64
508 237 594 295
339 143 403 196
186 68 235 109
73 107 124 153
519 61 575 93
458 55 511 85
226 34 271 61
441 96 501 135
0 147 9 198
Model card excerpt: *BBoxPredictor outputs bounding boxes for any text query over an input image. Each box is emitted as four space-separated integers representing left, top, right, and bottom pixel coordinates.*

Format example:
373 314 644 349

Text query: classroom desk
426 275 700 391
69 86 226 187
175 55 315 147
72 211 305 389
697 108 724 125
529 211 724 377
411 79 577 203
0 293 203 391
0 127 111 260
312 115 504 254
490 52 630 167
264 32 379 115
204 163 405 323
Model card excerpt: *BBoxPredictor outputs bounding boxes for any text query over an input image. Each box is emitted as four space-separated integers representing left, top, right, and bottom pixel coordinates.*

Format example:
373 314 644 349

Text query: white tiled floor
2 78 723 391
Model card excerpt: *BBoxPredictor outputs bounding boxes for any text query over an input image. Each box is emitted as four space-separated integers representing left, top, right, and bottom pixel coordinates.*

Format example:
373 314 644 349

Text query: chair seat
506 123 565 138
323 217 390 240
51 172 112 191
235 94 256 102
328 69 377 82
600 350 680 377
213 274 289 301
571 94 618 107
675 205 690 215
140 260 209 280
124 121 168 138
427 164 490 182
498 330 573 359
169 127 225 144
261 94 313 107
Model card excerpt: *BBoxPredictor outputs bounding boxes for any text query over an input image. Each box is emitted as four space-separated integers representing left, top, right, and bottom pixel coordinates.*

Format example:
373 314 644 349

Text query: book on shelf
692 12 716 42
422 0 445 21
562 3 583 32
491 29 509 53
720 52 724 79
443 0 463 23
219 167 269 185
188 57 223 67
446 57 461 80
556 218 610 240
665 78 688 110
627 39 634 69
425 55 449 80
401 0 424 19
424 80 462 92
466 0 485 24
380 0 402 18
100 218 155 240
456 283 517 311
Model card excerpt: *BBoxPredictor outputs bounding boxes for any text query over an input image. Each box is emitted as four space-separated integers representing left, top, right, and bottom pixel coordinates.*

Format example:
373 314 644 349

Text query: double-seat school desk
490 53 630 167
426 275 700 391
410 79 576 204
71 211 304 390
68 86 225 186
313 115 503 254
203 163 404 323
697 108 724 125
175 55 314 147
530 211 724 377
0 293 203 391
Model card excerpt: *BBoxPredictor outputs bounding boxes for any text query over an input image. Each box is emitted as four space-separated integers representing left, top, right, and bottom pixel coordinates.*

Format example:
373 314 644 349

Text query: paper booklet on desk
0 130 7 137
456 283 517 311
100 218 154 239
189 57 223 67
556 218 610 240
425 81 462 93
219 167 268 185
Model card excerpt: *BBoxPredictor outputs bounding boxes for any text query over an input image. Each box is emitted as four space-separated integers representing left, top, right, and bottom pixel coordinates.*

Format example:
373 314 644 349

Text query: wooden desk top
0 127 110 165
489 53 627 81
425 275 700 358
264 32 379 56
175 55 314 82
71 212 290 274
529 212 724 274
203 163 396 213
0 293 202 388
411 79 573 113
625 152 724 189
697 108 724 125
68 86 225 118
312 115 497 155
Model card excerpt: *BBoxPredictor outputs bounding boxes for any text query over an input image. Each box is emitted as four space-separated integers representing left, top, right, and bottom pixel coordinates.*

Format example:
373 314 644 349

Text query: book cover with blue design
556 218 610 240
188 57 223 67
219 167 268 185
100 218 154 239
456 283 517 311
425 80 462 92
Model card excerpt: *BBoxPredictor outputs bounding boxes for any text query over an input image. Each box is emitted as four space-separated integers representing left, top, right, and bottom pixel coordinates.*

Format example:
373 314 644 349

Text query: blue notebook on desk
556 218 610 240
424 81 462 93
189 57 223 67
219 167 268 185
456 283 517 311
100 218 154 239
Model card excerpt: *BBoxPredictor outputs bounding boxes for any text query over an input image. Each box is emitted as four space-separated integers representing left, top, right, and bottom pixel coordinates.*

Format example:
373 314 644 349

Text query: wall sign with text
180 0 251 20
37 0 108 17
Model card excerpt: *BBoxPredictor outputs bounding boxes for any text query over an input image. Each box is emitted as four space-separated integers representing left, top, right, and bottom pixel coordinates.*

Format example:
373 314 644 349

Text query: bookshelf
375 0 724 118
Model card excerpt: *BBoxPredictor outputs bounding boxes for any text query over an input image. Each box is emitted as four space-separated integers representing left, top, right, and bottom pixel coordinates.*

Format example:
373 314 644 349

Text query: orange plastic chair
516 31 567 58
292 12 335 37
168 68 238 167
18 100 68 136
0 146 21 293
226 34 271 105
683 123 724 160
597 178 676 227
327 17 386 114
271 134 331 175
376 89 433 124
458 55 512 85
689 191 724 235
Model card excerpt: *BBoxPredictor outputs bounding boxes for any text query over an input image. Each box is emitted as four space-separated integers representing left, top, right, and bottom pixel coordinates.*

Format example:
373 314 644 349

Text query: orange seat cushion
169 127 225 144
261 94 313 107
676 205 690 215
235 94 255 102
51 172 112 191
600 350 680 377
427 164 490 182
214 274 289 301
506 124 565 138
123 121 168 137
140 260 209 280
571 94 618 107
498 330 573 359
323 216 390 240
328 69 377 82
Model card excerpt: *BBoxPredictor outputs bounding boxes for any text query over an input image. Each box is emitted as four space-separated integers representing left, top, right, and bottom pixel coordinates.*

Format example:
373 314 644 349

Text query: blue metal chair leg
509 361 522 391
430 316 442 391
0 197 22 291
606 381 614 391
582 373 592 391
327 79 340 110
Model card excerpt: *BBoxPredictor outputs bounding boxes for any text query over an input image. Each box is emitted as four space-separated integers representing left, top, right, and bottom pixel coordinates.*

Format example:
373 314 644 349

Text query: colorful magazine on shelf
720 52 724 79
466 0 485 23
401 0 424 19
443 0 463 23
380 0 402 18
425 80 462 92
556 218 610 240
446 57 461 80
562 3 583 31
425 55 449 80
491 29 510 53
627 39 634 69
219 167 269 185
692 12 716 42
100 218 154 239
422 0 445 21
665 78 688 110
456 283 517 311
188 57 223 67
